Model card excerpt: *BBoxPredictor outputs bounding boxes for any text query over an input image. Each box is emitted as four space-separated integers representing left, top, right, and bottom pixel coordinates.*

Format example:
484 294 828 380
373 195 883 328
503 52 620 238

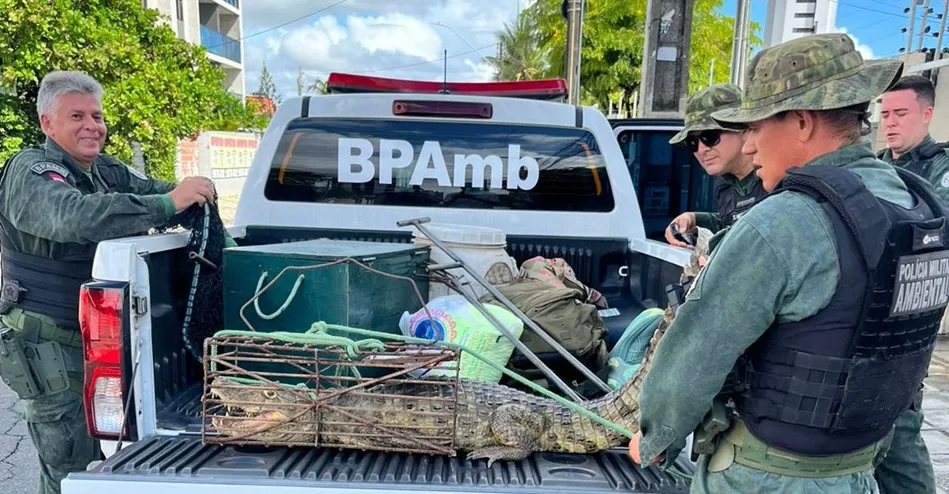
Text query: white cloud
829 25 875 60
239 0 521 99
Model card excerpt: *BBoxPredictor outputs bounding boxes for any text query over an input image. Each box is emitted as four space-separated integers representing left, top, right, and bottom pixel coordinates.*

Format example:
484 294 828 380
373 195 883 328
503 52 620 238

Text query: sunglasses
684 130 723 152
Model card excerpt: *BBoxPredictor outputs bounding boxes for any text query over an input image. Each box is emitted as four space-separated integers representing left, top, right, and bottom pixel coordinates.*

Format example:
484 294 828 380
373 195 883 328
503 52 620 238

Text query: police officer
0 70 223 494
873 74 942 494
876 75 949 494
879 74 949 201
628 33 947 493
665 84 767 248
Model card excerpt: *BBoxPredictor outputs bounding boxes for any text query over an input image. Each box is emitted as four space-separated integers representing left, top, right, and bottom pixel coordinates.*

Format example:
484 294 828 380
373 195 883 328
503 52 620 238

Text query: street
0 381 31 493
4 338 949 492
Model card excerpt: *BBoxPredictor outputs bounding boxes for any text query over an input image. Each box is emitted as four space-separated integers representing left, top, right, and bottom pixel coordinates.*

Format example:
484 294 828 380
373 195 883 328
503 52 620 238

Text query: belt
1 308 83 348
720 420 883 478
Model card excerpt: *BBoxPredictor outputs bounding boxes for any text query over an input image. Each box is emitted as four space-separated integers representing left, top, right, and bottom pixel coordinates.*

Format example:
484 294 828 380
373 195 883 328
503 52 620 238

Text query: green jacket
0 138 179 258
636 142 915 467
879 135 949 203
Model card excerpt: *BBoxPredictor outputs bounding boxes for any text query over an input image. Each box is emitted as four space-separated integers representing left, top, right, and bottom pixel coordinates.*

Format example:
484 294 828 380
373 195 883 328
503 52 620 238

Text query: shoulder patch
127 166 149 181
940 171 949 189
30 162 71 179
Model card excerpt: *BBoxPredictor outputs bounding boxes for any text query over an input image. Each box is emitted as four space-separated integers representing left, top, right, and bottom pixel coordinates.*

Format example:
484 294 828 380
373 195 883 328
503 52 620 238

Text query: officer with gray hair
0 70 220 494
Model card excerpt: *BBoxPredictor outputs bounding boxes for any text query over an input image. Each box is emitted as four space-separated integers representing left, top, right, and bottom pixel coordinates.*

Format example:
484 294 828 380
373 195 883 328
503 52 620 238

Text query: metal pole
738 0 751 87
918 0 933 51
438 268 587 403
907 0 920 57
397 217 613 394
907 0 920 59
730 0 750 86
936 0 948 55
564 0 585 105
729 0 743 84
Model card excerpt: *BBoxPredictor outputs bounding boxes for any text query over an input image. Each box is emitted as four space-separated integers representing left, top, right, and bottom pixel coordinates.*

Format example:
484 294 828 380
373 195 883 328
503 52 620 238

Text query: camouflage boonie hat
668 84 742 144
712 33 903 124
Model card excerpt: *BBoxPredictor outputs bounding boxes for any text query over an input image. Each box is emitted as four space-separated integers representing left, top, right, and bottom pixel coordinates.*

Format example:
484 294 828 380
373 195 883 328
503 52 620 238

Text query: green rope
253 272 306 320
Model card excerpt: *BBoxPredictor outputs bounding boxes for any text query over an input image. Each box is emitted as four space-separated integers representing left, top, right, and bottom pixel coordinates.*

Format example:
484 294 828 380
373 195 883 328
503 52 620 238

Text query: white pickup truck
62 74 702 493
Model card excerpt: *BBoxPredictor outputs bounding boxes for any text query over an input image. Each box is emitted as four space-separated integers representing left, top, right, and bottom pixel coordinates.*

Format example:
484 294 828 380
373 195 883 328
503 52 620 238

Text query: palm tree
488 14 550 82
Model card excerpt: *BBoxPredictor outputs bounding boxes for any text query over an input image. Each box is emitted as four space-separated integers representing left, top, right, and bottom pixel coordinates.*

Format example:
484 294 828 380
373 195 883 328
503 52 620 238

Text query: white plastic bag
399 295 523 383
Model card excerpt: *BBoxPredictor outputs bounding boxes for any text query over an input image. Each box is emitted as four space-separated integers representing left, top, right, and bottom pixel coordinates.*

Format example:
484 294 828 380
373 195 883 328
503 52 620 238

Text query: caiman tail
520 228 712 456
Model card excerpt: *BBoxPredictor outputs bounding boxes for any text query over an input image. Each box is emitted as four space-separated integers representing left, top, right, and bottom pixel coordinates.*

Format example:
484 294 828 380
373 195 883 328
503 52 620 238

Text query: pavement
921 340 949 494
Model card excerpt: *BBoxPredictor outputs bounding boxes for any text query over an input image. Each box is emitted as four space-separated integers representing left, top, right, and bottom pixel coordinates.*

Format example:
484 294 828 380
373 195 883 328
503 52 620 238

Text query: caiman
208 229 711 467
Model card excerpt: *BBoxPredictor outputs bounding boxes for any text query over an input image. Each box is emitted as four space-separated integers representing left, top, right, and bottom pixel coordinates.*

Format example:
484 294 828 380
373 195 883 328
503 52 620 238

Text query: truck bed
65 434 692 493
126 226 690 493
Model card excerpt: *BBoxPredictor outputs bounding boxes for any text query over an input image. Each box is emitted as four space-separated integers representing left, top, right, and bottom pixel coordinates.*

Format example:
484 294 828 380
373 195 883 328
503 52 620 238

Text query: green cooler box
222 239 431 335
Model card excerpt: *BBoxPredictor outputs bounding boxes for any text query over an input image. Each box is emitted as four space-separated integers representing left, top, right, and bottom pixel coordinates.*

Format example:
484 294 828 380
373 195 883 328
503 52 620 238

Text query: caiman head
207 376 315 440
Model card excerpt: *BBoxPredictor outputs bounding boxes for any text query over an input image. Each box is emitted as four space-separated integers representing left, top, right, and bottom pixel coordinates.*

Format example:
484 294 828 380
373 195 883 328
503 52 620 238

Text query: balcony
200 25 241 64
199 0 239 13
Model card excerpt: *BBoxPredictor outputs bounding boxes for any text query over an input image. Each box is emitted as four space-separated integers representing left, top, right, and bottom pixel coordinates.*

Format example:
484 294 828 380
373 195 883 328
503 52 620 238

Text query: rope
181 202 211 361
253 272 305 320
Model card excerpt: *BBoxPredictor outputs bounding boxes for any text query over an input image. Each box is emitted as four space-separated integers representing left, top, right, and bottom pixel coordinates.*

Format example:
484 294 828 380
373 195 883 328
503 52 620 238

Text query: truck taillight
79 283 128 439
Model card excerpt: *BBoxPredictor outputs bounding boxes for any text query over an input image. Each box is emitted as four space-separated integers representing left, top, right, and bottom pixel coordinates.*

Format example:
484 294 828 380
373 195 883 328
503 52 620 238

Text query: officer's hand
664 213 696 248
628 433 643 464
628 432 662 466
169 176 216 211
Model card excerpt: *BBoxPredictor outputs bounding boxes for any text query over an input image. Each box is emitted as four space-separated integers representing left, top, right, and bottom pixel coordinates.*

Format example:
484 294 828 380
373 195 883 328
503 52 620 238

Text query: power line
829 0 944 26
360 42 500 74
205 0 349 50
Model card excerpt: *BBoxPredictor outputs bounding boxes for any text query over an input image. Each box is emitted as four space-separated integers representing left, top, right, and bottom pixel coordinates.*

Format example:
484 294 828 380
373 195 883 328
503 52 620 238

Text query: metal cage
200 333 461 456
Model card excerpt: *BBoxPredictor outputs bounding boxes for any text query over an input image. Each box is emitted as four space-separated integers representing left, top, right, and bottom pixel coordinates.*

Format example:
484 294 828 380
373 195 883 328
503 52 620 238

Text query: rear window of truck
264 118 615 212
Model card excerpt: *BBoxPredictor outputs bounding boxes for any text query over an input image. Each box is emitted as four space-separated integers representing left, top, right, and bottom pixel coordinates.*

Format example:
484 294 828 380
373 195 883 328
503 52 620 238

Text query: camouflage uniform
637 33 915 493
0 138 226 494
669 84 768 233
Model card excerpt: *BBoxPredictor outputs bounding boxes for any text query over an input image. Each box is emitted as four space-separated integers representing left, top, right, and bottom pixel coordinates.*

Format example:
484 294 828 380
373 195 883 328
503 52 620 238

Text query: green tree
296 65 327 95
487 14 551 81
514 0 760 115
0 0 265 181
307 78 327 95
255 60 281 105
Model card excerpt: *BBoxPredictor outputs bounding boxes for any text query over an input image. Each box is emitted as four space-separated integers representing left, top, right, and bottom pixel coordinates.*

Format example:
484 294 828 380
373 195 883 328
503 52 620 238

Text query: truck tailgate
62 436 692 493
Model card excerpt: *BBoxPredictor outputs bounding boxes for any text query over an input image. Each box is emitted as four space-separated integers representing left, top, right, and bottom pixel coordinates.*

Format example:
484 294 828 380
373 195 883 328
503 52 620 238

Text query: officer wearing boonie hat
628 32 948 493
664 84 767 248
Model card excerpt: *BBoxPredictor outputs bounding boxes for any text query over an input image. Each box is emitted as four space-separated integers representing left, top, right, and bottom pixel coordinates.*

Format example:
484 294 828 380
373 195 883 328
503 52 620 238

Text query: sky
238 0 948 99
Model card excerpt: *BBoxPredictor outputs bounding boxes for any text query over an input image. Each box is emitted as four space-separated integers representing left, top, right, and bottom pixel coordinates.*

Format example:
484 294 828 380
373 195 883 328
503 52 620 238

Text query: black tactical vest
715 172 769 229
878 140 949 178
730 165 949 456
0 151 127 331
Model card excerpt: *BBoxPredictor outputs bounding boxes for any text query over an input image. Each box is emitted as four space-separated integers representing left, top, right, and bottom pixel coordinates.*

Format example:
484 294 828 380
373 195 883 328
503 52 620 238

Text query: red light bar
326 72 568 101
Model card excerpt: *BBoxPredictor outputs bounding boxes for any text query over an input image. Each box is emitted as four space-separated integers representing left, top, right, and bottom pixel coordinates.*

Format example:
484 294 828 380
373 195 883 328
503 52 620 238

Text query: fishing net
154 198 228 361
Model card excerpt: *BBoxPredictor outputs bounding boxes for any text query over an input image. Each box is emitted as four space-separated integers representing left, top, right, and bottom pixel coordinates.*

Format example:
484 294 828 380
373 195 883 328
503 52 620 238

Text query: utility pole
936 1 949 55
917 0 933 52
906 0 919 59
563 0 585 105
639 0 696 118
729 0 751 87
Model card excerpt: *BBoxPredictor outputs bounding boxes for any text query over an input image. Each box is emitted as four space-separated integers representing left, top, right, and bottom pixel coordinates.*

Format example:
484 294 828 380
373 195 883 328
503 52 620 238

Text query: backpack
481 282 609 382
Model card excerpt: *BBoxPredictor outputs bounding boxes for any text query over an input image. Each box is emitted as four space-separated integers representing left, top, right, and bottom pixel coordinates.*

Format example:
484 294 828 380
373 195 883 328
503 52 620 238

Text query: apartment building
764 0 837 47
143 0 245 99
